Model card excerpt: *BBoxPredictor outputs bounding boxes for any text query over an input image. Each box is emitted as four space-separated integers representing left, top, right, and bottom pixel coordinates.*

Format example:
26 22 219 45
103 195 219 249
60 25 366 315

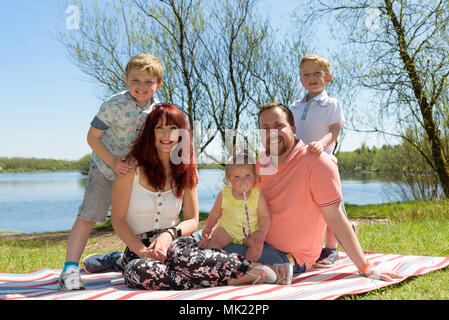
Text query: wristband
171 226 182 238
165 229 176 240
359 262 371 275
176 226 182 237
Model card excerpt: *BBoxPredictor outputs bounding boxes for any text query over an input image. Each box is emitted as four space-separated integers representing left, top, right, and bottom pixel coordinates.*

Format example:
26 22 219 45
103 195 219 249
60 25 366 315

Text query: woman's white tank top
126 168 182 235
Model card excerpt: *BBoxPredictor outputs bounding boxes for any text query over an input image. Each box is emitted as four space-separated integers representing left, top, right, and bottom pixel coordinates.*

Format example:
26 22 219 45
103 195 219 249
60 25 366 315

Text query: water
0 170 404 233
340 171 401 205
0 172 86 233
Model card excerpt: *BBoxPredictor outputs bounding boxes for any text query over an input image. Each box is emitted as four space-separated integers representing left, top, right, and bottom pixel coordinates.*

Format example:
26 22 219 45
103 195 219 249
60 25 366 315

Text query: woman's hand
144 232 173 262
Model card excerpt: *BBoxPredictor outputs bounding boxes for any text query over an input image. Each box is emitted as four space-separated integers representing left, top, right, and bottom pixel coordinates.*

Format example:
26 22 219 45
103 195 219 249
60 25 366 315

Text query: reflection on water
0 170 408 233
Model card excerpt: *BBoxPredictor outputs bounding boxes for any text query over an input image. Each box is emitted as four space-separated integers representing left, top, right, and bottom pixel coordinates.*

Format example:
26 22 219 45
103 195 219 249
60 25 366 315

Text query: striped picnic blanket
1 252 448 300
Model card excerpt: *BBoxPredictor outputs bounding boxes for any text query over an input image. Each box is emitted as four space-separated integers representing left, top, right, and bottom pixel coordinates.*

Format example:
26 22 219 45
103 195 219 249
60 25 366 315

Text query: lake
0 170 405 233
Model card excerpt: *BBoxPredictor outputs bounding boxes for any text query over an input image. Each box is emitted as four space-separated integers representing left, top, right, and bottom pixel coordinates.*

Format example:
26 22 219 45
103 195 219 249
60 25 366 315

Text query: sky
0 0 386 161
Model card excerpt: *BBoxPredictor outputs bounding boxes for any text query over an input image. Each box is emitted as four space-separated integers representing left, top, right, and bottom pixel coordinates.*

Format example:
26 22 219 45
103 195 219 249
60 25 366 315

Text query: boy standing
59 54 163 290
290 54 349 267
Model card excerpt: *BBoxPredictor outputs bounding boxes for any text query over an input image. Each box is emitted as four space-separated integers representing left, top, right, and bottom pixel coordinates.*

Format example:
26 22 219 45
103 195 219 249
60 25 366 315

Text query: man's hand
363 265 405 282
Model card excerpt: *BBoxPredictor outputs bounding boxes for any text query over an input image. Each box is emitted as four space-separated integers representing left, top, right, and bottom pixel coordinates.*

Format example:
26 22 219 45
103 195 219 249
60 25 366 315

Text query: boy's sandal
273 263 293 285
247 265 277 284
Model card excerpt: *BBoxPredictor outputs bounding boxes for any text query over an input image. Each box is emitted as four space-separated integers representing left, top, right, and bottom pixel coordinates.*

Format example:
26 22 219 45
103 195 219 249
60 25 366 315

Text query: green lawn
344 218 449 299
343 200 449 299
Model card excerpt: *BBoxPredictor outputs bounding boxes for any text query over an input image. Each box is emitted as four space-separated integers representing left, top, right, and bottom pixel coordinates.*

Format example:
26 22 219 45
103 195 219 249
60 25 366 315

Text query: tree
77 153 91 174
392 129 444 201
59 0 214 154
58 0 309 163
308 0 449 198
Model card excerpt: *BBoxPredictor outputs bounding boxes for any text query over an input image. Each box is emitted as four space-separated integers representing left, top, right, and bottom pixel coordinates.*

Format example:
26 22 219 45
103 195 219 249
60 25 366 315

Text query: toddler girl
198 153 271 262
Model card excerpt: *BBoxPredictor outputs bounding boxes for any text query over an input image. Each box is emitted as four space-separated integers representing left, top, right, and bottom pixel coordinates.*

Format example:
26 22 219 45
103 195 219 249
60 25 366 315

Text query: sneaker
314 247 338 268
59 266 85 290
83 251 123 273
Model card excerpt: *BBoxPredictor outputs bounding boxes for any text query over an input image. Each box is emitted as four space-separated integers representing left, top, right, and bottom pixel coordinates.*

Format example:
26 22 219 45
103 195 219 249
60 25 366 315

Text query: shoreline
0 218 387 240
0 170 82 174
0 229 27 237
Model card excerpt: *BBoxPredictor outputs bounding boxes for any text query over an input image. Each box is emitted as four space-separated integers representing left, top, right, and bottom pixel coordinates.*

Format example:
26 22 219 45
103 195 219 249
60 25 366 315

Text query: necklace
242 192 251 238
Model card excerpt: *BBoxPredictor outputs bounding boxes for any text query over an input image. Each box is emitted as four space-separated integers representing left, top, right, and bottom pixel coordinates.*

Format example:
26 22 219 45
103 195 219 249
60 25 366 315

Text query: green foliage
78 153 92 174
336 143 402 172
0 157 79 173
345 200 449 222
0 154 92 174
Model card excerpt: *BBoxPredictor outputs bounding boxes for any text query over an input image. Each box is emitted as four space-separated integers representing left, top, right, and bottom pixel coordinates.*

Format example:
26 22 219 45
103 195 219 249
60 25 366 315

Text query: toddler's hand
201 227 212 239
307 141 324 154
112 157 133 176
249 230 266 245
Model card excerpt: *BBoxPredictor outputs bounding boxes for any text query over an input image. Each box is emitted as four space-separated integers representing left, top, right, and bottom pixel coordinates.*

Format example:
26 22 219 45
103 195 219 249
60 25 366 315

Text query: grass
0 201 448 299
343 200 449 299
345 199 449 222
0 238 67 273
346 219 449 299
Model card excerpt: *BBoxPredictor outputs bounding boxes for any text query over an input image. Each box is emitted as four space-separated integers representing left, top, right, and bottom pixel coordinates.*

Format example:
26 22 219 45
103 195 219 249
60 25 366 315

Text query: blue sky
0 0 100 160
0 0 383 161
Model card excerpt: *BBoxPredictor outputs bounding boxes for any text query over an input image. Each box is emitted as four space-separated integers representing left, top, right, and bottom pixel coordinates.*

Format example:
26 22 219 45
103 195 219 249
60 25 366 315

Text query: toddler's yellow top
218 186 260 244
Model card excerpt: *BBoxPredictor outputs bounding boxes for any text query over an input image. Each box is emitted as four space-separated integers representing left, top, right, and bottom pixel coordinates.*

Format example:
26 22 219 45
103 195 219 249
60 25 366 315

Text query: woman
91 103 292 290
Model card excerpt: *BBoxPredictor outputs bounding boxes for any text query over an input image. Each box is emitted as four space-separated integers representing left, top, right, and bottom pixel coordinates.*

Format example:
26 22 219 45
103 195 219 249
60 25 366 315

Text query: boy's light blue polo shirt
290 91 345 155
90 90 159 181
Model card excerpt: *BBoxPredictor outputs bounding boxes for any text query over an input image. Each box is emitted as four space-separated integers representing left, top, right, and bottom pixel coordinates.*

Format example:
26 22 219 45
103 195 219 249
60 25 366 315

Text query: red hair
128 104 197 198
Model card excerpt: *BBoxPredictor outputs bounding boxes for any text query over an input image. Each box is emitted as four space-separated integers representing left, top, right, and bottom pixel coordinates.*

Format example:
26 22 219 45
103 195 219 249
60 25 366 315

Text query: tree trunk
385 0 449 198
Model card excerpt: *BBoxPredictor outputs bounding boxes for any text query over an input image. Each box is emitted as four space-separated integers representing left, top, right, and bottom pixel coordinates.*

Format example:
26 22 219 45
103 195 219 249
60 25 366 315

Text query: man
225 103 401 282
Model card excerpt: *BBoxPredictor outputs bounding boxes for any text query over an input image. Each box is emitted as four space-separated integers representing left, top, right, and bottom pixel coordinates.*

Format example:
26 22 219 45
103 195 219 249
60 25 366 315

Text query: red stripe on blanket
412 257 449 276
0 273 54 283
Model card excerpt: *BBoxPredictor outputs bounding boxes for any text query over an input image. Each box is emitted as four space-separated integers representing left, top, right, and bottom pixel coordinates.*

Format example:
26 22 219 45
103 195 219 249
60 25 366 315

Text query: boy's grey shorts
77 161 113 223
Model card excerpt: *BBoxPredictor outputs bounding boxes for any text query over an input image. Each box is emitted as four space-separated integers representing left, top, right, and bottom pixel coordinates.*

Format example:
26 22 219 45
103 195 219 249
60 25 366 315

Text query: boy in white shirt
290 54 354 267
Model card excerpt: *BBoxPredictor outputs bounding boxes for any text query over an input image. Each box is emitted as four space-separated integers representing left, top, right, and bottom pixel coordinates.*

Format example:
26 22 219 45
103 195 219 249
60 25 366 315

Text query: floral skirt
122 230 251 290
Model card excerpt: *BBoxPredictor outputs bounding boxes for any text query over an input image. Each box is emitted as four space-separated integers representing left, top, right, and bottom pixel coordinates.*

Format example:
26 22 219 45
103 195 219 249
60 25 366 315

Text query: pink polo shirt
256 140 343 271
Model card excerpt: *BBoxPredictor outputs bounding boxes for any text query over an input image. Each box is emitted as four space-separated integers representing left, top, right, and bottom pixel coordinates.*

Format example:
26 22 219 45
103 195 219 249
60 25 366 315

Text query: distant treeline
0 155 90 174
335 143 399 172
1 144 397 174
